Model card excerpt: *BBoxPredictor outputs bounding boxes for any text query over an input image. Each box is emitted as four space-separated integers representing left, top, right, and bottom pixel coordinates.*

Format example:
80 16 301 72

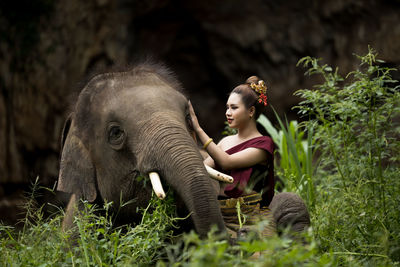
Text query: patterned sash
219 193 276 238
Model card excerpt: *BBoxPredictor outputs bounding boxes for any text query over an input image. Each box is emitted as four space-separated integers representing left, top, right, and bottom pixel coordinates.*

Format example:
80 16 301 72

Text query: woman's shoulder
217 135 237 150
251 135 273 143
247 136 274 153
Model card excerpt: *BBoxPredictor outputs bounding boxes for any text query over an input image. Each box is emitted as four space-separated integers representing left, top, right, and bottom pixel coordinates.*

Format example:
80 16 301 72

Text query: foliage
0 179 179 266
222 121 237 136
159 226 336 267
0 182 337 266
295 47 400 264
258 113 315 210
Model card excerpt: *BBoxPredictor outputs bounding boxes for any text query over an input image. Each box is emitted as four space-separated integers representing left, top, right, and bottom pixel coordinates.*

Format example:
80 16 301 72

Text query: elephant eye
108 125 125 148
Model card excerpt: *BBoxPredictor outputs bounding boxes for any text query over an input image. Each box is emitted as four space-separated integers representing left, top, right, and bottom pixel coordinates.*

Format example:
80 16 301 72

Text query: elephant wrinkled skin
57 63 226 236
269 192 310 234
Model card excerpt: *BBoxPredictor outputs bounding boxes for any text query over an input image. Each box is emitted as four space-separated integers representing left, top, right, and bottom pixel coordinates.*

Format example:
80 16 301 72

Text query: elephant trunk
137 118 226 236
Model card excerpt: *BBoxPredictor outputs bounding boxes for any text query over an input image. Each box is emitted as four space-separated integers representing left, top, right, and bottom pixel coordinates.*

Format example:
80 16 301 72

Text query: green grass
0 180 335 266
0 185 180 266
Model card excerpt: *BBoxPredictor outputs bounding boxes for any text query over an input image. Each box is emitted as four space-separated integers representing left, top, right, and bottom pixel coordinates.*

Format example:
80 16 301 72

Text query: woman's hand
188 100 201 132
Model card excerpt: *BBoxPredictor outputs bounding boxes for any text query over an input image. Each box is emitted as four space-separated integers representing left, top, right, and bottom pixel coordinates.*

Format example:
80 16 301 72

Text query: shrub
295 47 400 264
258 113 316 210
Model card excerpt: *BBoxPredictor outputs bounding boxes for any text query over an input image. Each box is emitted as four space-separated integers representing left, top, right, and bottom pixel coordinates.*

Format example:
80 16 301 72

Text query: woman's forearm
194 126 212 147
195 127 232 169
189 101 233 169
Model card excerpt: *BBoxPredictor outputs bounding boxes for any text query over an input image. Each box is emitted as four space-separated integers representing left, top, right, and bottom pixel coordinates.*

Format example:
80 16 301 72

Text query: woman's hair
231 75 267 119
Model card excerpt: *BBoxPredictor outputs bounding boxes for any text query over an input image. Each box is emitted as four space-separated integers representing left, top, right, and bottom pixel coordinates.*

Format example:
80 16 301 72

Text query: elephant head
57 63 226 236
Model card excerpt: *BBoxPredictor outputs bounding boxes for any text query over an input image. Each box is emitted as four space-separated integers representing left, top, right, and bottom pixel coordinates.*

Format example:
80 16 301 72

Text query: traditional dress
217 136 276 238
221 136 275 207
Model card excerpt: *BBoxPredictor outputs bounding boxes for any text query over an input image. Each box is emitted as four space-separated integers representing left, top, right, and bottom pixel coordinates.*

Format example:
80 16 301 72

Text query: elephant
57 62 226 236
268 192 310 235
57 61 310 239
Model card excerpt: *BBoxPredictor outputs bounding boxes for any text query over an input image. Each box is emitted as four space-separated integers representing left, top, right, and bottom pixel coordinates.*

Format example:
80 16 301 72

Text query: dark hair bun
231 75 267 120
245 76 260 85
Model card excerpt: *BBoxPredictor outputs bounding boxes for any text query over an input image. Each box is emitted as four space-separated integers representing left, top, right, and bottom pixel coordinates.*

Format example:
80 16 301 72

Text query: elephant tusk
149 172 166 200
205 164 234 184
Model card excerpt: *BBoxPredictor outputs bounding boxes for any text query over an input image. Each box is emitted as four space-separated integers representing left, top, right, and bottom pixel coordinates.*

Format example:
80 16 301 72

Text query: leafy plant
295 47 400 264
0 182 338 266
0 181 180 266
258 113 315 209
159 226 336 267
222 121 237 136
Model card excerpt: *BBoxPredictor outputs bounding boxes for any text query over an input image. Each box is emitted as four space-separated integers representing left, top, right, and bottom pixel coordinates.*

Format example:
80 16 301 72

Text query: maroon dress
220 136 275 207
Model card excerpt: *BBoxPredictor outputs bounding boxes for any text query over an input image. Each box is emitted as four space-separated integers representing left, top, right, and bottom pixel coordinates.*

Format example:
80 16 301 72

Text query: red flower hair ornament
250 80 268 106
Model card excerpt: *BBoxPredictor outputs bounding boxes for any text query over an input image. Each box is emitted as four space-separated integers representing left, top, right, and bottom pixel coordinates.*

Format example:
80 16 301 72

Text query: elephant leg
269 192 310 235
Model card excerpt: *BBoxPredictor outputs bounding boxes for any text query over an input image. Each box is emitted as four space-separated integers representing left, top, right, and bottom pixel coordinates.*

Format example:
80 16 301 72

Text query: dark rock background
1 0 399 224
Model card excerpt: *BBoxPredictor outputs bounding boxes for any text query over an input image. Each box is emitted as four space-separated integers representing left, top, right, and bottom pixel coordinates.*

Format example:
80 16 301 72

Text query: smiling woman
189 76 275 238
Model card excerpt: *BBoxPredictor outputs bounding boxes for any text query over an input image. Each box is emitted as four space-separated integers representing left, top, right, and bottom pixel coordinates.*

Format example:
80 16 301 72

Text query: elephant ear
60 113 72 150
57 117 97 202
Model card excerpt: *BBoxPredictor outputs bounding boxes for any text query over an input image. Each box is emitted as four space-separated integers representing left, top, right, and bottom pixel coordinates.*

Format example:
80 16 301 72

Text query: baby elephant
57 62 226 237
269 192 310 234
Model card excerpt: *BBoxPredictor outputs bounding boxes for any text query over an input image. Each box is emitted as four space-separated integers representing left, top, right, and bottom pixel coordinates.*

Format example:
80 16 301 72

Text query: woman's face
225 93 252 129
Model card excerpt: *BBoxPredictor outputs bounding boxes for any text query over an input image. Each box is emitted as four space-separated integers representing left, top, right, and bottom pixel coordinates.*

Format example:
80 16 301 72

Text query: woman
189 76 276 238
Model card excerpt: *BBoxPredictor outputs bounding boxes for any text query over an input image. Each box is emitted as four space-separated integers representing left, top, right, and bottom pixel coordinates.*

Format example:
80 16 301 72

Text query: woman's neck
236 120 260 141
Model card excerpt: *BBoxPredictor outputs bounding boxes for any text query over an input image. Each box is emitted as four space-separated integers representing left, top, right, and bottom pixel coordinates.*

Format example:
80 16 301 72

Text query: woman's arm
203 155 215 168
188 101 267 170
